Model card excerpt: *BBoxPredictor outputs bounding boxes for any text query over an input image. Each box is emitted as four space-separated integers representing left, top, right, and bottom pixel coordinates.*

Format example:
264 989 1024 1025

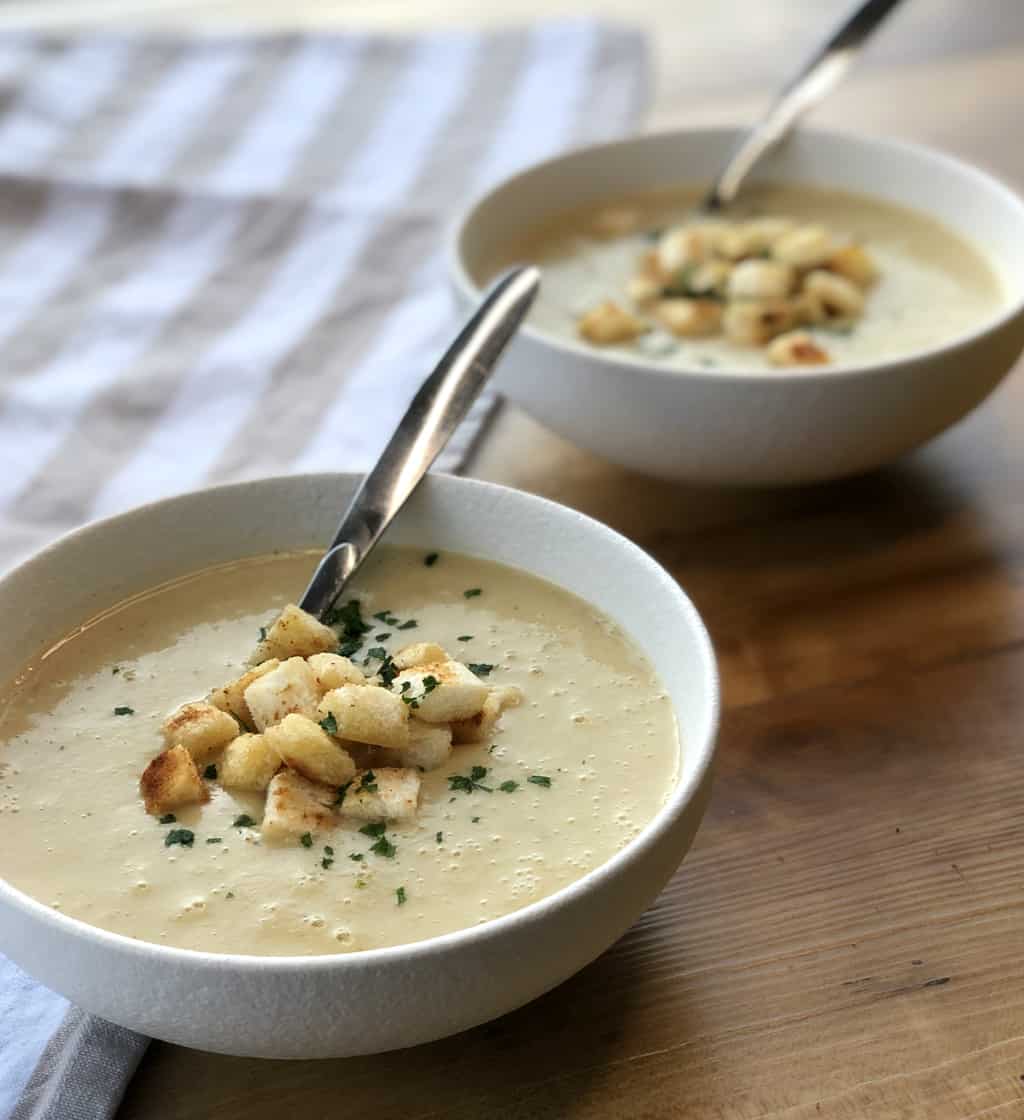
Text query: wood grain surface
14 1 1023 1116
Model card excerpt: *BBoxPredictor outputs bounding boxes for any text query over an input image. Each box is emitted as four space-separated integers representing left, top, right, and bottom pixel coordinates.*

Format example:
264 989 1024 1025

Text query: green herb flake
499 780 518 793
364 646 388 663
324 845 334 856
528 774 553 788
423 552 439 567
463 588 482 599
370 835 397 859
360 770 379 794
233 814 256 828
373 610 396 623
435 831 443 844
164 828 194 848
225 891 235 900
206 837 222 844
396 886 407 905
158 813 176 825
319 712 338 736
338 639 362 658
300 832 314 849
203 763 217 780
258 625 268 641
113 706 134 716
359 821 387 838
472 816 480 823
321 857 334 870
457 635 473 642
374 632 391 641
449 766 492 794
349 852 364 862
111 665 121 675
467 663 494 678
397 619 418 631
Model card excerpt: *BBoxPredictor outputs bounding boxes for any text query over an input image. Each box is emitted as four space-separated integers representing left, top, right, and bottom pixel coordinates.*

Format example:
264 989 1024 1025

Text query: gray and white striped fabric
0 22 648 1119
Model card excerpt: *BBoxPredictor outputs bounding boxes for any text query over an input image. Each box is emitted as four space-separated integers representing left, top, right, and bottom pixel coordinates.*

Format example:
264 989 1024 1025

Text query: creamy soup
0 548 678 956
491 183 1004 371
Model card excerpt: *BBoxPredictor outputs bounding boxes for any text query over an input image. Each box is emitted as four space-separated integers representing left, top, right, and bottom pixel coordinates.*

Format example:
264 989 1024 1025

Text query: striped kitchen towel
0 21 649 1120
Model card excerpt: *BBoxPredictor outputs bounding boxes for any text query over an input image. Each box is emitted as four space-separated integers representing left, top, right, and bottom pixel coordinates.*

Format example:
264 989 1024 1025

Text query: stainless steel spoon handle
299 265 540 619
701 0 905 211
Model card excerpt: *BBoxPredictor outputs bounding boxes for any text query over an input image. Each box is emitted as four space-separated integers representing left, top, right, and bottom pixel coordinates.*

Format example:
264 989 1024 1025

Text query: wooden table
14 2 1024 1115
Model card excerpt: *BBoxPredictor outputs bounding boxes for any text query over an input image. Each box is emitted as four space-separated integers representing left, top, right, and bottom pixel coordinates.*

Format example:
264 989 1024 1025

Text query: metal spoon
701 0 906 212
298 265 540 620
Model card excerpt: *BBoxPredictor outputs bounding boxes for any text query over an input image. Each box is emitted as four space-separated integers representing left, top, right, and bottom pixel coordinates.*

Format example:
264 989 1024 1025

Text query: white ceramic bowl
449 127 1024 485
0 473 718 1058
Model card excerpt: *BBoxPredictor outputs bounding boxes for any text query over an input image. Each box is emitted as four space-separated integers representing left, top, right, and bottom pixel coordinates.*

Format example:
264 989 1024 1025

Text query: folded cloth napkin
0 21 649 1120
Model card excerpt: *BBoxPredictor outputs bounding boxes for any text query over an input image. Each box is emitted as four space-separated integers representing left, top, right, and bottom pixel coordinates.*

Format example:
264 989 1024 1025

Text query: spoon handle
299 264 540 619
701 0 905 211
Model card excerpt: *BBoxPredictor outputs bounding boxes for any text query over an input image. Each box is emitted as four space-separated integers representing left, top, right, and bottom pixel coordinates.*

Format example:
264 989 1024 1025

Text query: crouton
766 330 831 367
654 298 722 338
339 768 421 822
450 685 524 745
379 720 453 771
391 642 447 671
261 769 337 842
218 733 281 792
244 657 320 732
209 659 280 729
577 301 645 345
161 701 238 763
307 652 365 693
392 659 488 724
250 603 338 664
826 244 877 288
264 713 356 787
140 745 208 815
317 684 409 748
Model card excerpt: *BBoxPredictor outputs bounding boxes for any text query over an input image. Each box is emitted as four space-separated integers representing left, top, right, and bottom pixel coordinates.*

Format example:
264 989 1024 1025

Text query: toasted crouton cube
261 769 337 842
451 685 524 745
140 745 208 815
767 330 830 367
209 659 280 729
577 301 645 345
392 659 488 724
250 603 338 664
340 768 421 822
307 652 365 693
654 298 722 338
317 684 409 748
391 642 447 671
219 733 281 792
826 244 877 288
161 701 238 763
379 720 453 771
244 657 320 732
264 713 356 787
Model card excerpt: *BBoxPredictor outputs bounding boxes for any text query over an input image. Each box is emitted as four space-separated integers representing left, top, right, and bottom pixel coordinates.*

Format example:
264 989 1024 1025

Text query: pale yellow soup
494 182 1005 370
0 547 678 956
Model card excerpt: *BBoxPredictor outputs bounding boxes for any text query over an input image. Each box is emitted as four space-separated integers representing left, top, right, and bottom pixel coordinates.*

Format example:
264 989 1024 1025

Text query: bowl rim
447 124 1024 384
0 471 720 974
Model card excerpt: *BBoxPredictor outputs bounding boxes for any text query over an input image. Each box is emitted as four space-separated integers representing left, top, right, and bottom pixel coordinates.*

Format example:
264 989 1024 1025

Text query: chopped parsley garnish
499 780 519 793
164 828 194 848
457 635 473 642
328 599 372 658
333 781 351 807
321 857 334 870
319 712 338 735
203 763 217 780
349 852 364 861
424 552 439 566
397 619 418 630
206 837 222 844
467 663 494 678
374 632 391 641
158 813 176 825
359 822 387 838
370 835 397 859
376 654 399 687
338 639 362 658
396 886 407 905
373 610 398 624
400 674 438 709
435 831 443 844
225 891 235 899
472 816 480 823
111 665 121 675
527 775 552 788
324 845 334 856
113 706 134 716
233 814 256 828
258 625 268 641
449 765 492 794
463 588 482 598
300 832 313 848
364 646 388 664
359 770 379 794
